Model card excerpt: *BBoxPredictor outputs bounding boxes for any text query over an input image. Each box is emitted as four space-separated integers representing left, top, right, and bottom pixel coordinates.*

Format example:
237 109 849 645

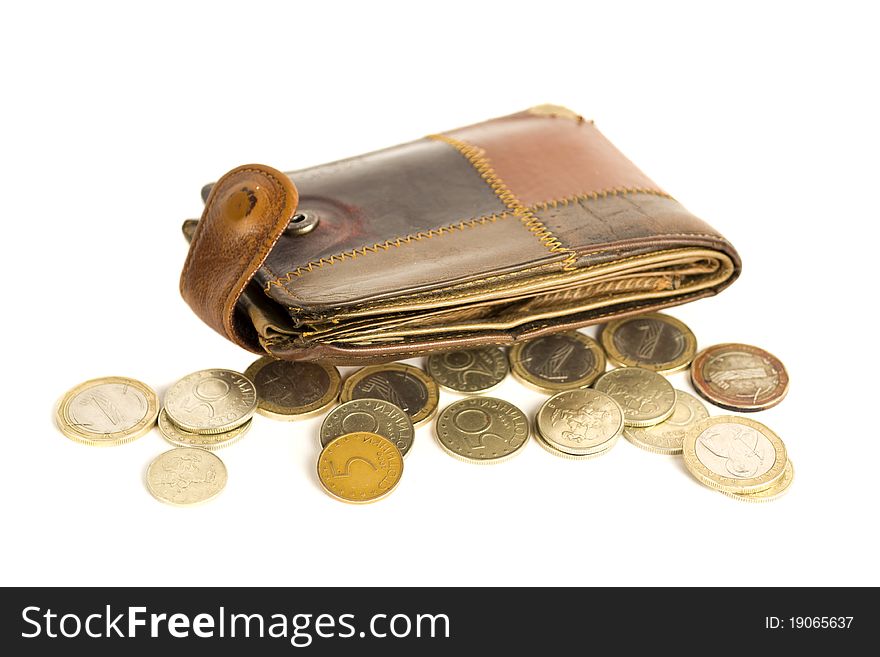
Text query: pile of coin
55 311 793 505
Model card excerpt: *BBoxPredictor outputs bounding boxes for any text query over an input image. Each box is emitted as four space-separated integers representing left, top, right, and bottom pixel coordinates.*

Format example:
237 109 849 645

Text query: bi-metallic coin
56 376 159 446
601 313 697 374
340 363 439 427
690 343 789 412
508 332 606 393
245 356 341 420
681 416 788 495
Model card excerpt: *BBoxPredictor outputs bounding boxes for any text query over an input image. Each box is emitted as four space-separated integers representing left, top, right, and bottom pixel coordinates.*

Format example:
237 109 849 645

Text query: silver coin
594 367 676 427
435 397 529 464
623 390 709 455
320 399 415 457
426 347 508 393
158 409 251 450
535 388 624 457
146 447 227 506
164 369 257 434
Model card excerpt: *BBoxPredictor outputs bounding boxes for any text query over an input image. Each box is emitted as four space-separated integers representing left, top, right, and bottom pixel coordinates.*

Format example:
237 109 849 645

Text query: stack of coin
682 416 794 502
145 368 258 505
534 389 624 459
159 369 257 451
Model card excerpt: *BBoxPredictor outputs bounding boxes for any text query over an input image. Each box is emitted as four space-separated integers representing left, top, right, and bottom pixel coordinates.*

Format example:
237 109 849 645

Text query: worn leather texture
180 106 741 362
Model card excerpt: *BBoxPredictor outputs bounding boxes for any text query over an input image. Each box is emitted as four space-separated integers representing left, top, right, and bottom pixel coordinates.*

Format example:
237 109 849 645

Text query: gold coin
594 367 676 427
535 389 623 457
434 397 530 464
682 416 788 494
158 409 251 450
317 432 404 503
690 343 789 412
245 357 340 419
623 390 709 455
720 460 795 503
146 447 227 506
56 376 159 446
340 363 439 427
601 313 697 374
426 347 508 393
509 332 606 393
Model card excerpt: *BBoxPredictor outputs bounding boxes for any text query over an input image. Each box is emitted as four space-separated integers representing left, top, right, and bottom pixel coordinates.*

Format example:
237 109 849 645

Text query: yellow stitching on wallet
531 187 672 211
427 133 578 270
265 209 514 292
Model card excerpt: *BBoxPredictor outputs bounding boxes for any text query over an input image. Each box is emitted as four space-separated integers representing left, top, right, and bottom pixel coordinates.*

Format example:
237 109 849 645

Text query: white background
2 1 878 587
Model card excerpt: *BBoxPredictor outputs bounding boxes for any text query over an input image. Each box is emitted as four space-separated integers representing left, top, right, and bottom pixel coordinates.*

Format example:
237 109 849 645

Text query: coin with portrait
594 367 676 427
146 447 228 506
691 343 789 412
435 397 529 464
317 432 403 503
682 416 788 494
623 390 709 455
340 363 439 427
509 332 606 393
56 376 159 446
245 356 340 420
164 369 257 434
601 313 697 374
320 399 415 457
426 347 508 393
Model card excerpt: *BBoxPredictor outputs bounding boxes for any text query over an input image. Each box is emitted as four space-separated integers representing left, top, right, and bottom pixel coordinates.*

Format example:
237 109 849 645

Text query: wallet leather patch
180 107 741 363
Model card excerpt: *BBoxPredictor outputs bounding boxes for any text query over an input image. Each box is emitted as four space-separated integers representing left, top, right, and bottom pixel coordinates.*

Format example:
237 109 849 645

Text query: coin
146 447 228 505
434 397 529 463
535 389 624 458
320 399 414 456
245 356 340 419
720 460 795 503
533 428 619 461
594 367 676 427
158 409 251 450
682 416 788 494
426 347 508 393
56 376 159 446
509 332 606 393
601 313 697 374
164 369 257 434
623 390 709 455
691 343 789 412
340 363 439 427
317 432 403 503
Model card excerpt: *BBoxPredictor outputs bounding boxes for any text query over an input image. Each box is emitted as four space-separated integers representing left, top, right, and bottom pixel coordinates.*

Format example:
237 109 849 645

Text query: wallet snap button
287 211 319 235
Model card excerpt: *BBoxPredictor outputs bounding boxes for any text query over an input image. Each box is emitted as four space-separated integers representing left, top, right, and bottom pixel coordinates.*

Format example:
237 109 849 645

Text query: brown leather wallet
180 105 740 364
